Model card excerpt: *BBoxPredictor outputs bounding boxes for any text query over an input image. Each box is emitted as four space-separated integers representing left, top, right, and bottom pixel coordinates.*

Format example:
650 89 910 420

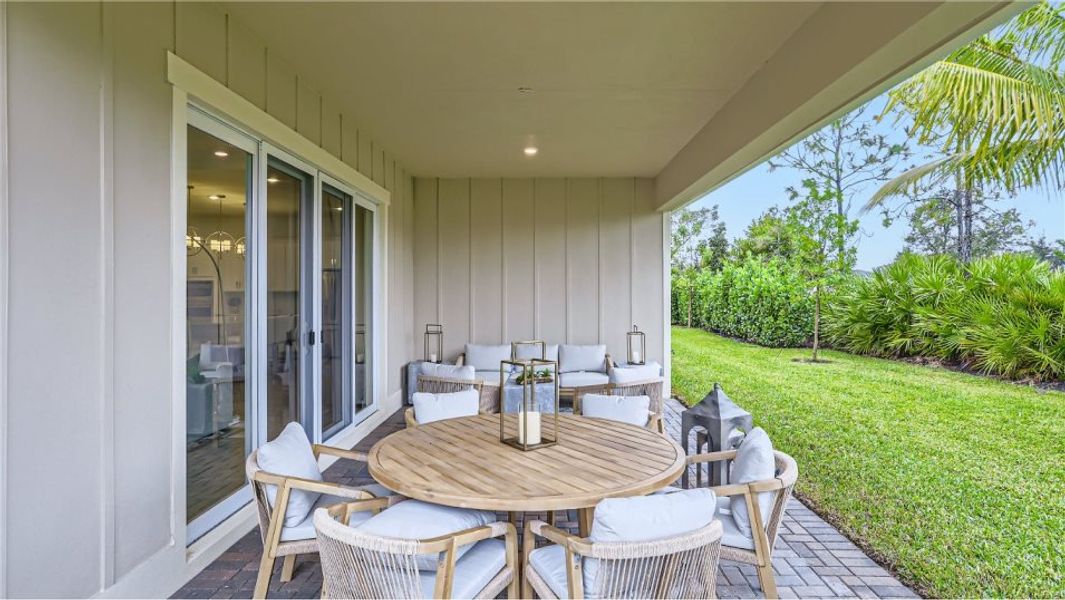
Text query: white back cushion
420 362 476 381
581 394 650 426
412 389 479 424
513 343 559 362
559 344 607 373
610 362 661 384
464 344 512 371
729 427 777 536
256 422 323 528
357 499 496 571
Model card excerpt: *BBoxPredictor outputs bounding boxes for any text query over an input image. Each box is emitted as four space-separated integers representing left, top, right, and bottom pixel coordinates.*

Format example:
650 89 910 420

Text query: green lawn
671 327 1065 598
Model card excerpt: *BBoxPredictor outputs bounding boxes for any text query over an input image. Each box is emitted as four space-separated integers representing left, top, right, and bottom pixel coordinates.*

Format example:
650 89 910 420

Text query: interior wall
2 2 415 597
413 177 665 366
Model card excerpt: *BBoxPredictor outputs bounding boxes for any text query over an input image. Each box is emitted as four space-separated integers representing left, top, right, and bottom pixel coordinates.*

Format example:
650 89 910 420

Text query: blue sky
688 97 1065 271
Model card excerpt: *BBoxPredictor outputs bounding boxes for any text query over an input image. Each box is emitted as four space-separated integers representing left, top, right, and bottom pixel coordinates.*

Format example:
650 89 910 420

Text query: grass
671 327 1065 598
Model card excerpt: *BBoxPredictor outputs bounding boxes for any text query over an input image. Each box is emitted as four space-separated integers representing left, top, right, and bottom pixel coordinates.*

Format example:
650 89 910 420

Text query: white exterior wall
0 3 415 597
412 178 667 367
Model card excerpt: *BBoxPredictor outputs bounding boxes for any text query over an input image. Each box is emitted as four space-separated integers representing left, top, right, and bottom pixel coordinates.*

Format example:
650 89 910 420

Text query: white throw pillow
729 427 777 537
581 394 650 427
464 344 512 371
513 343 559 362
610 362 662 384
412 389 479 424
357 499 497 571
559 344 607 373
256 422 324 528
419 362 476 381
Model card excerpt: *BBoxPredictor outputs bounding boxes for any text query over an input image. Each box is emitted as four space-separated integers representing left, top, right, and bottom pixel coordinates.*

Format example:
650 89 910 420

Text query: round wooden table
368 413 685 534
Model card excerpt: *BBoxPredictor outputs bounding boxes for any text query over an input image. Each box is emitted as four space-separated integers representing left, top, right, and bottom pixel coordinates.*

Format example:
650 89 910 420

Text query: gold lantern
424 324 443 363
499 358 559 451
627 324 646 365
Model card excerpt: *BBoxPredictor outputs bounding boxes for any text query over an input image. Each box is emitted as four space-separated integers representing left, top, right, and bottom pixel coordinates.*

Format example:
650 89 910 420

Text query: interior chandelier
186 187 245 257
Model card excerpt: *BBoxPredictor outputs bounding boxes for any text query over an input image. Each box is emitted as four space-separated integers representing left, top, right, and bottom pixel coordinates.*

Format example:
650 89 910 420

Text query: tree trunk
961 188 974 263
812 285 821 361
954 189 966 261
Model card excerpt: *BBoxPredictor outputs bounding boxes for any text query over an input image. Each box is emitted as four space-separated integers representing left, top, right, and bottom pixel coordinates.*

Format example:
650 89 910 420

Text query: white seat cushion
420 362 476 381
714 497 756 550
419 539 507 598
527 544 571 599
280 493 374 542
412 389 479 424
729 427 776 537
465 344 512 372
610 362 662 384
559 344 607 373
513 343 559 362
580 394 650 426
357 499 497 571
257 422 323 527
558 371 609 388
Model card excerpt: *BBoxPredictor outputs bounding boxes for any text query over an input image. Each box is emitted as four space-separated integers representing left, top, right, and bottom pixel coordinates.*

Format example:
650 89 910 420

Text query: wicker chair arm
282 475 377 500
604 353 614 375
404 408 418 427
686 450 738 465
705 483 752 498
526 519 590 552
419 521 512 552
455 353 465 366
313 444 369 463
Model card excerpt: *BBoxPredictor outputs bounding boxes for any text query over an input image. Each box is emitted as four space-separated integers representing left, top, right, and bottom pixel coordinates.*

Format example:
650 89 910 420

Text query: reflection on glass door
265 159 310 440
354 202 373 417
321 186 352 436
185 121 252 528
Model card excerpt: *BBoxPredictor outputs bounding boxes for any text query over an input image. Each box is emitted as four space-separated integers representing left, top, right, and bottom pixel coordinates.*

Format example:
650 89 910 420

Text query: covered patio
176 401 917 600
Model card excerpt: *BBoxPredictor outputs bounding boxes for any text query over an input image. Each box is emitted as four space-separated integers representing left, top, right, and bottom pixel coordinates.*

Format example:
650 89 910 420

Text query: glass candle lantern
511 339 547 360
627 324 646 365
424 324 443 363
499 358 559 451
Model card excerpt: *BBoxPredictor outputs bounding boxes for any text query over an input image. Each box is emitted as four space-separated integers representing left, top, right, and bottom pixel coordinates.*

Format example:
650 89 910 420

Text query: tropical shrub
679 257 814 347
824 253 1065 381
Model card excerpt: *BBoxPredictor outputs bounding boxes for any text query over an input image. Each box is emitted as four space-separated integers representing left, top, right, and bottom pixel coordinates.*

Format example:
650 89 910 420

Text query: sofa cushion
357 499 497 571
610 362 662 384
513 343 559 362
412 389 479 424
559 344 607 373
419 362 476 381
419 539 507 598
558 371 609 389
465 344 512 372
580 394 650 427
257 422 323 528
729 427 777 537
281 493 374 542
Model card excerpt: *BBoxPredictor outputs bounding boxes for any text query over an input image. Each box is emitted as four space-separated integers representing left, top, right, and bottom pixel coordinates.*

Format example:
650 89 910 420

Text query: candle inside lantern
430 353 438 363
518 411 542 445
632 350 641 363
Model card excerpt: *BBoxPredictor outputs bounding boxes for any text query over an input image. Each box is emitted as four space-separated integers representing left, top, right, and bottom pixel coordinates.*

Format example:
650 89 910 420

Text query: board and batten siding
2 2 415 597
413 177 665 366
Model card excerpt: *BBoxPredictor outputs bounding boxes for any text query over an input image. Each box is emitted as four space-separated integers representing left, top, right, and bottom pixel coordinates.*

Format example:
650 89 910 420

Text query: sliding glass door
185 106 379 543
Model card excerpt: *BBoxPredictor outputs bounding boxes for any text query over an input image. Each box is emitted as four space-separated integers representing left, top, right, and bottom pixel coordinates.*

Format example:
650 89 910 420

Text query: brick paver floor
174 400 918 599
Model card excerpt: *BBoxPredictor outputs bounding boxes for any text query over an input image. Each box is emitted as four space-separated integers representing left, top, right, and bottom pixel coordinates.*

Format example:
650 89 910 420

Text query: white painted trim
661 210 671 400
169 86 190 559
0 1 9 595
168 52 389 207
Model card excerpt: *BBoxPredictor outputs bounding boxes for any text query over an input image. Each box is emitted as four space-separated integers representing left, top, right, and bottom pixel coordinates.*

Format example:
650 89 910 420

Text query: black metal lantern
499 358 559 451
681 383 753 487
423 324 443 363
626 324 646 365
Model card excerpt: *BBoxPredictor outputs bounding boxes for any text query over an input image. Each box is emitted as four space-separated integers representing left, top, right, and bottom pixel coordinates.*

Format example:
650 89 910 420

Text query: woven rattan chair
245 445 394 598
315 498 519 599
575 378 665 433
521 518 723 599
685 450 798 599
405 376 487 426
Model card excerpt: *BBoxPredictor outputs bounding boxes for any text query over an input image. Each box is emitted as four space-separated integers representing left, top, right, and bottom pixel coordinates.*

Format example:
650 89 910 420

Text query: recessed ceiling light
267 176 280 184
335 206 344 212
208 194 226 200
524 146 538 157
214 150 229 157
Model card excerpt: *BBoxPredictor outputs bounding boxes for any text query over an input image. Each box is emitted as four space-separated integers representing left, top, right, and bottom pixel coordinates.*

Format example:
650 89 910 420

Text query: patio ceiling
223 1 1019 210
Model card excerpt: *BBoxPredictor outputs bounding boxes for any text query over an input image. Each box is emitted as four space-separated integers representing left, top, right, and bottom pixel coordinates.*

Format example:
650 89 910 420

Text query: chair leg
577 508 593 538
253 551 276 599
757 562 778 599
521 567 534 599
546 510 555 527
280 554 297 582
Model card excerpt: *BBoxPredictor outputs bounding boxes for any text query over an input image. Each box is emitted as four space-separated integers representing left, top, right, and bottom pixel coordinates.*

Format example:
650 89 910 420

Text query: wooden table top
368 413 685 511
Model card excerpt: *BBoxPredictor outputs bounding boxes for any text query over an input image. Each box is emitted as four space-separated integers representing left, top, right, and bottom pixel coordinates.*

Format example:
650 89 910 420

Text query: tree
868 1 1065 209
731 207 801 263
1029 236 1065 268
769 105 908 269
884 186 1033 259
788 179 858 361
671 206 726 326
700 211 729 272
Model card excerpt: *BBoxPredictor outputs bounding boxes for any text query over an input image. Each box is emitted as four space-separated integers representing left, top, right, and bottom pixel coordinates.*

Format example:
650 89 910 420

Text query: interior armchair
245 424 396 598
